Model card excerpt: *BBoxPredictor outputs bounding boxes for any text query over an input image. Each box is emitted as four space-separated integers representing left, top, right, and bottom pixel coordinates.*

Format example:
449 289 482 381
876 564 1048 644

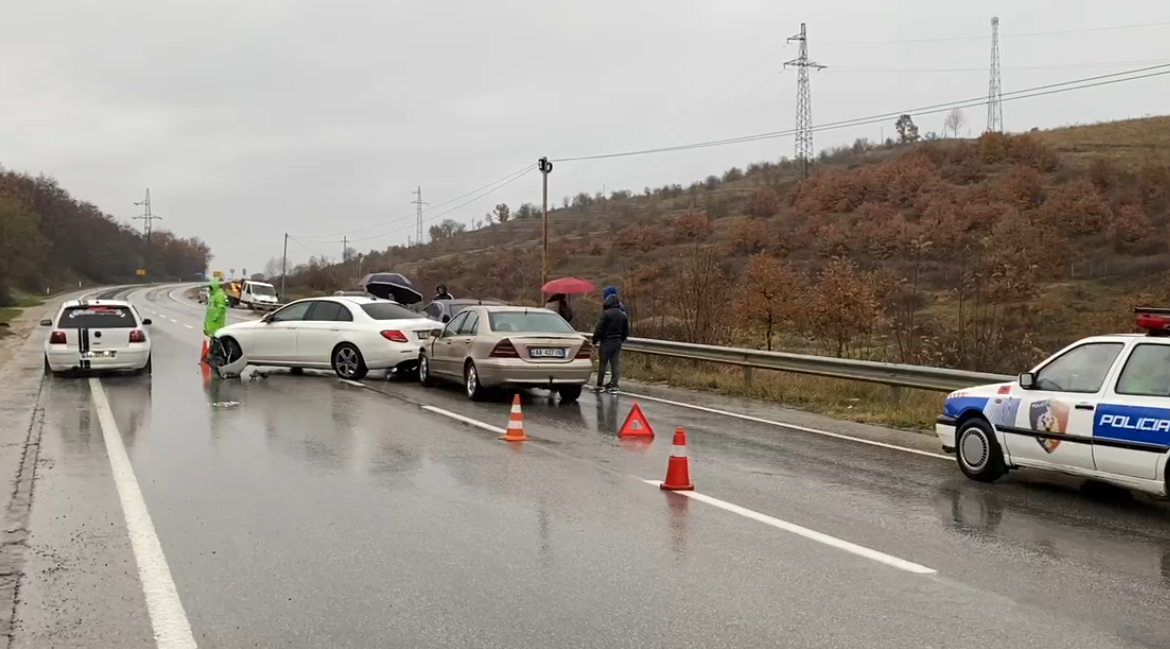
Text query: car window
443 311 469 338
57 305 137 328
1115 343 1170 397
360 302 423 320
423 303 442 319
271 301 313 323
488 311 574 333
305 301 344 322
249 284 276 296
458 312 480 336
1034 342 1124 393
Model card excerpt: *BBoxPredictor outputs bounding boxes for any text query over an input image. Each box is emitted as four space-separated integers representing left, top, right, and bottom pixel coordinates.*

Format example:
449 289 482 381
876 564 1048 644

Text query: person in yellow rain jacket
202 278 228 362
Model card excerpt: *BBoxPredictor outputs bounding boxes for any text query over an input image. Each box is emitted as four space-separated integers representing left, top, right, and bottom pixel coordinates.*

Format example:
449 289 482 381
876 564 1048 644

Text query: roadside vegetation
0 168 213 309
269 114 1170 428
0 295 44 338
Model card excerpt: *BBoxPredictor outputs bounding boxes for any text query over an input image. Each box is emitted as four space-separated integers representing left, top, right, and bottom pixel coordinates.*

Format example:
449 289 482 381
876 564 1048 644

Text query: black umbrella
359 272 423 305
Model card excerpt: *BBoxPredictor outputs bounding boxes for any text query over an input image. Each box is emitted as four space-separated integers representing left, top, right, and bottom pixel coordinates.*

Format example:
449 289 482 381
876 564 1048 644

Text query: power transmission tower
133 188 162 243
784 23 825 180
986 16 1004 132
411 186 428 245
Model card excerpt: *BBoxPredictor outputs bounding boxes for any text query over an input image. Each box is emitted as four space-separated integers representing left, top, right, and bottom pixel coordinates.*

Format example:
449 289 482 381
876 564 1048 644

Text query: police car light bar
1134 306 1170 336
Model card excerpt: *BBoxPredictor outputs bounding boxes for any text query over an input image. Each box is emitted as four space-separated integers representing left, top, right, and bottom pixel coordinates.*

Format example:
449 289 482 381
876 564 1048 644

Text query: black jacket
593 294 629 344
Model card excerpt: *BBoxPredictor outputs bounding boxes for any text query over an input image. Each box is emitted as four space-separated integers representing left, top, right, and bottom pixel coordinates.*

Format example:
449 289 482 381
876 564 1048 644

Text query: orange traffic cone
500 394 528 442
200 337 209 364
660 428 694 491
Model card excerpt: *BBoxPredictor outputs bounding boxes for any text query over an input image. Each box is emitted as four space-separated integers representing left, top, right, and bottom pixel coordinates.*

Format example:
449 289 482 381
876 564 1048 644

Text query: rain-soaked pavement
11 285 1170 647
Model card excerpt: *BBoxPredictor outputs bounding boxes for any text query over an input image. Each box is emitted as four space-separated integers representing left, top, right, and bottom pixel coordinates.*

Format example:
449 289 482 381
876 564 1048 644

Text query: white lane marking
621 391 950 461
339 379 368 389
89 379 198 648
422 405 508 435
642 479 936 574
183 324 193 329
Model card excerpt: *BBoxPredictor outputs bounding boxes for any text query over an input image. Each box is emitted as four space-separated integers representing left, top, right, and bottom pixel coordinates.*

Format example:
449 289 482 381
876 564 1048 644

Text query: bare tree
944 108 966 138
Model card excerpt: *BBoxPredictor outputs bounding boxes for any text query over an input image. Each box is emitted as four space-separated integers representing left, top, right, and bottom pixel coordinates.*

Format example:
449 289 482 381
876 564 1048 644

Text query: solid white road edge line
89 378 198 649
422 405 507 435
622 391 950 461
641 479 937 575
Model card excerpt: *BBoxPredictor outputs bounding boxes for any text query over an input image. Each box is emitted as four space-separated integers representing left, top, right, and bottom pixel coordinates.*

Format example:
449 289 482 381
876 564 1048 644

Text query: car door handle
329 327 340 332
1075 403 1095 411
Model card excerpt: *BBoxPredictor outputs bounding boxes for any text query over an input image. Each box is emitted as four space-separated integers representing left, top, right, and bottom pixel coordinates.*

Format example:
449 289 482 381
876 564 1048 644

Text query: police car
937 307 1170 497
41 299 153 375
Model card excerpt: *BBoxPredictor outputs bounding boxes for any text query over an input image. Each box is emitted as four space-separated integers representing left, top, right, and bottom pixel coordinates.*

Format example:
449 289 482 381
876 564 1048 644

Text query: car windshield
250 284 276 296
488 311 574 333
57 305 136 328
361 303 424 320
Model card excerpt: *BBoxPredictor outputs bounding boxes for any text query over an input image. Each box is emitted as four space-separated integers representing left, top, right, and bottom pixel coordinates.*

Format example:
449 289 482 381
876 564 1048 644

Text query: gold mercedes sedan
417 304 593 402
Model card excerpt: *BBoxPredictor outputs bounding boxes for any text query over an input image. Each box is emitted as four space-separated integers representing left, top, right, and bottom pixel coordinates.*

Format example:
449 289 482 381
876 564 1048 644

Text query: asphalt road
13 284 1170 648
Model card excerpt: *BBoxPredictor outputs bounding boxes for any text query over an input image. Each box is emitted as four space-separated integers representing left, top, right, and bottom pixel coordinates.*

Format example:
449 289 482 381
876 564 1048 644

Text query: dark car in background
420 298 505 324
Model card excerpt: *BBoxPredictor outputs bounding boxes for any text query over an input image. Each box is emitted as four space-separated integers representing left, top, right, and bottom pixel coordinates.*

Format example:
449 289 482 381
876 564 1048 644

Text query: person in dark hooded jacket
602 285 626 313
592 292 629 393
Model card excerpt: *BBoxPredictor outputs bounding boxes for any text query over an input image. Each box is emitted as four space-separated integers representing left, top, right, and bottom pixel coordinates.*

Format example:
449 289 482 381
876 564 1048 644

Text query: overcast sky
2 1 1168 273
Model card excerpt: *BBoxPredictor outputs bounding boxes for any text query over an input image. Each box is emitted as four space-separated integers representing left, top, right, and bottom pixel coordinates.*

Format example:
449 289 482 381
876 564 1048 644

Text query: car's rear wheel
956 417 1007 482
558 385 583 403
419 355 438 387
464 362 487 401
332 344 368 381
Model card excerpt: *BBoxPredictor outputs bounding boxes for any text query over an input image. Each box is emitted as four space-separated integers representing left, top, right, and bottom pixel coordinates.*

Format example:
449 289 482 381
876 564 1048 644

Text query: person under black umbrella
435 284 454 300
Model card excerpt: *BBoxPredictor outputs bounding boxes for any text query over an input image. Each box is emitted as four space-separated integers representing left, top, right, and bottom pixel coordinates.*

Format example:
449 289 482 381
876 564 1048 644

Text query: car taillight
490 339 519 358
129 329 146 343
49 331 66 345
575 343 592 359
380 330 409 343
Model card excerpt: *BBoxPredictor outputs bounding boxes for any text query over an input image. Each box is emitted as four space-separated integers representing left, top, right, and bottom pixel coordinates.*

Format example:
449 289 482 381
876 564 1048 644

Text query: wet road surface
14 285 1170 647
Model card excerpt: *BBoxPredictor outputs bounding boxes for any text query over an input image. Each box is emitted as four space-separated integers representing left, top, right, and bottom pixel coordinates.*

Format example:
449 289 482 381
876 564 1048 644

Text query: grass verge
0 296 45 338
620 354 941 431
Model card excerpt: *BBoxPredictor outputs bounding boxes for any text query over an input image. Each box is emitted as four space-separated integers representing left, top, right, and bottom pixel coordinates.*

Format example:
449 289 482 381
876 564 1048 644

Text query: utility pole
133 188 162 243
784 23 825 180
411 186 428 245
538 157 553 291
986 17 1004 133
342 235 349 263
280 233 288 301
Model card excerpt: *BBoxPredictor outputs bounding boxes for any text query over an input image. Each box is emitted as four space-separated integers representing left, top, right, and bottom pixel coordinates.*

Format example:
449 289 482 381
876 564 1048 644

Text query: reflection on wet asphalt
15 285 1170 648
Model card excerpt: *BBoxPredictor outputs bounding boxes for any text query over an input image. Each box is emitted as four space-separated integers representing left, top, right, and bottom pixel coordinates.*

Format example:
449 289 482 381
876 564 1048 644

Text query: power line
832 58 1170 73
551 63 1170 163
296 163 537 240
346 166 537 244
988 17 1004 132
821 19 1170 45
784 23 826 179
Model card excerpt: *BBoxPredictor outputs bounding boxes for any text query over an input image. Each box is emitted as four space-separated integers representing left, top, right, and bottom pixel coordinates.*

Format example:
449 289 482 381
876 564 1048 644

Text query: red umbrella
542 277 595 296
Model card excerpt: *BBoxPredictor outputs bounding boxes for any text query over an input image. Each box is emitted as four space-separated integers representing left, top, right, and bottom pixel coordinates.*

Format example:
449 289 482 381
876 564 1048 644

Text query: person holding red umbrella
541 277 594 326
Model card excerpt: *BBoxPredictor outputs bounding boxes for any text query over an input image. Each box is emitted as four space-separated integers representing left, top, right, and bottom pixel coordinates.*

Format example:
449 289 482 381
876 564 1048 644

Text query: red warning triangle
618 402 655 438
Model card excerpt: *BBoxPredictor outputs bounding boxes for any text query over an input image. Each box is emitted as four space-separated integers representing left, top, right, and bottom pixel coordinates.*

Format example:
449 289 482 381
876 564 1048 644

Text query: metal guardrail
615 337 1014 393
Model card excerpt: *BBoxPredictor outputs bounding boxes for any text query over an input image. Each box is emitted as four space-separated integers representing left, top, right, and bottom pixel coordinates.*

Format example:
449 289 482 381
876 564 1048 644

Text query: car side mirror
142 319 153 326
39 319 52 327
429 328 443 339
1018 372 1035 390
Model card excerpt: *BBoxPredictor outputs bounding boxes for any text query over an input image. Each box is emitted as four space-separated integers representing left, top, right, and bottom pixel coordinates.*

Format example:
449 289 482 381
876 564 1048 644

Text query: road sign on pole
136 268 146 276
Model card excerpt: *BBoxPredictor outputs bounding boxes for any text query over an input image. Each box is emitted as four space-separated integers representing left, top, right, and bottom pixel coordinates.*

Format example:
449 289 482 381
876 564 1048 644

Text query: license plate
82 350 116 359
529 348 566 358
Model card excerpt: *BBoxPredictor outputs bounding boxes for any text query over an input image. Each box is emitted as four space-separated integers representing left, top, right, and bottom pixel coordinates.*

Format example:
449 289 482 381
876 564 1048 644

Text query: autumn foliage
282 123 1170 376
0 168 211 306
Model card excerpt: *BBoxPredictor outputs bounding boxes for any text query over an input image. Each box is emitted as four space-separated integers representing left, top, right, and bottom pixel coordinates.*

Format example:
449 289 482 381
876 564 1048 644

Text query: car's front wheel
956 417 1007 483
419 355 438 387
332 344 368 381
464 362 487 401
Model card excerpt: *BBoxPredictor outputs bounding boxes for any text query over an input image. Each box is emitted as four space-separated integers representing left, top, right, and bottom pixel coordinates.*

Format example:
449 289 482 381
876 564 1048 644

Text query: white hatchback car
42 299 153 375
213 296 434 380
937 307 1170 497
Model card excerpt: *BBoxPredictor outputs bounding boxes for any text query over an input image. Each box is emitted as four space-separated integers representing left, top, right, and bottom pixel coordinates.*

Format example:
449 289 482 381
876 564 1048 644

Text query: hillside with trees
280 115 1170 376
0 167 211 307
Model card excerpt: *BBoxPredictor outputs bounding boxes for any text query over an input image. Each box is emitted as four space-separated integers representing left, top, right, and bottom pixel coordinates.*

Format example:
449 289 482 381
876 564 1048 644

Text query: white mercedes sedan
213 296 434 380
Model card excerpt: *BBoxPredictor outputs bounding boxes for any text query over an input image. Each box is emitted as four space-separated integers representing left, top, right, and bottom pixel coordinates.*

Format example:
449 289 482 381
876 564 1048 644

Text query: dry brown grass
621 355 941 431
1035 116 1170 169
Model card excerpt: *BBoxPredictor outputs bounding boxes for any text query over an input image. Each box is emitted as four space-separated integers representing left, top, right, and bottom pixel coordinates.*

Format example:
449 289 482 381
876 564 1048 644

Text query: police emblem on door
1028 399 1069 453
